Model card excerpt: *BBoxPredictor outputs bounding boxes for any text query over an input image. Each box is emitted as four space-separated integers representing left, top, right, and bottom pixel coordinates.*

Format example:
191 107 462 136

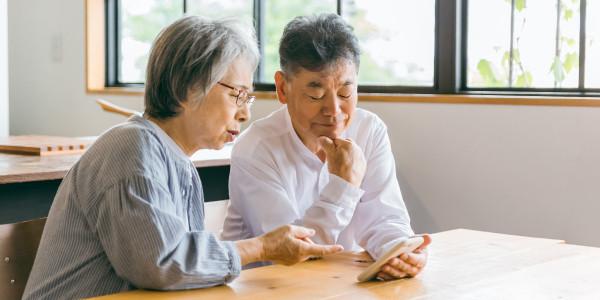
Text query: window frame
459 0 600 96
87 0 600 105
105 0 444 93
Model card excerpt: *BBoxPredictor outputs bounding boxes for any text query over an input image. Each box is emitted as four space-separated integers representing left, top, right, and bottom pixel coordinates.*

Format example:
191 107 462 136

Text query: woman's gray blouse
23 115 241 300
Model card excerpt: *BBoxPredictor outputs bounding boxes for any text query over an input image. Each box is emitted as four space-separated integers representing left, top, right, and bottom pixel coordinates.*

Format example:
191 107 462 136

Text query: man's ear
274 71 287 104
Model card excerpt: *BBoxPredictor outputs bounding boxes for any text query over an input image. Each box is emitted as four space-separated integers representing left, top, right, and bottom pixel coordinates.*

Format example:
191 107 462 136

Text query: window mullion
579 0 586 89
554 0 561 88
254 0 265 82
105 0 118 86
508 0 515 88
437 0 460 93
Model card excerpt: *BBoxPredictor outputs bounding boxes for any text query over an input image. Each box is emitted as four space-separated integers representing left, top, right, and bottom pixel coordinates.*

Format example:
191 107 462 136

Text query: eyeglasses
216 81 255 107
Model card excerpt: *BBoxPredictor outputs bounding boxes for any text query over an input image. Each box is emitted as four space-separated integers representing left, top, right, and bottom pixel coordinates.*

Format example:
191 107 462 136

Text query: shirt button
182 189 186 197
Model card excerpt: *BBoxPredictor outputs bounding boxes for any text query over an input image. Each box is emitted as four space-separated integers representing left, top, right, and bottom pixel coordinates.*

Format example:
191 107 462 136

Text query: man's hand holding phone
376 234 432 281
357 234 432 282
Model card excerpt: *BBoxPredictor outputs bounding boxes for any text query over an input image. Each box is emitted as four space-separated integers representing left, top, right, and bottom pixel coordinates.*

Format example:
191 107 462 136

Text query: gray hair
144 15 259 120
279 13 360 80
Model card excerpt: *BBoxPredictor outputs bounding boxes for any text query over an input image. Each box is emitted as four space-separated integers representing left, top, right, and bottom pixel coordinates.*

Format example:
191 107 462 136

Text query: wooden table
0 144 232 184
90 229 600 299
0 143 232 224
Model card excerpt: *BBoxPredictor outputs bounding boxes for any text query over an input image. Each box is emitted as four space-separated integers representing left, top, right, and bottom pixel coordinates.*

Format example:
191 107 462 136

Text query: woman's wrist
235 237 264 266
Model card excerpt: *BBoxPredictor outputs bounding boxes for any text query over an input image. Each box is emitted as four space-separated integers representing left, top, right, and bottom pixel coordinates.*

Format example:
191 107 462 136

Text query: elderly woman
23 16 342 300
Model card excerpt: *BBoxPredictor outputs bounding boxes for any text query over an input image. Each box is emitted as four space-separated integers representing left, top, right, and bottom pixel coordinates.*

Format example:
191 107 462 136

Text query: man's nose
321 94 341 116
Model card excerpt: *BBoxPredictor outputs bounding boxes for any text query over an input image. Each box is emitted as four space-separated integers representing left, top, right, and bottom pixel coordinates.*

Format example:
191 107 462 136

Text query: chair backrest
0 217 46 300
204 200 229 238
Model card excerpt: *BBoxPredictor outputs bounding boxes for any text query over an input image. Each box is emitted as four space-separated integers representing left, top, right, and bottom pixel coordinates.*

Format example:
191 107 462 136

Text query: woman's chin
211 142 226 150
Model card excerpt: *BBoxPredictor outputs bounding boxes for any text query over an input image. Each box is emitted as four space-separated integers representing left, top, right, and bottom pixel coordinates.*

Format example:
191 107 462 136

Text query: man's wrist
320 174 365 208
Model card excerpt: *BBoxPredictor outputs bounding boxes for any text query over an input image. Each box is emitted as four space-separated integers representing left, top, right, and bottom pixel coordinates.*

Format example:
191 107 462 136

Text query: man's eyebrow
307 81 322 88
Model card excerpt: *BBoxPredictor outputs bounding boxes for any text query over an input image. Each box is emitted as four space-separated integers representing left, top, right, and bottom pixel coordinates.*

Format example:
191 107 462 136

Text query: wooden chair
0 218 46 300
95 98 140 117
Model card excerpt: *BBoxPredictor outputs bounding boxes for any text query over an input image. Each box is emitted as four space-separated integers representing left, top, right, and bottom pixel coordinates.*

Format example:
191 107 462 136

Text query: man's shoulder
234 107 289 156
348 108 387 135
353 107 384 125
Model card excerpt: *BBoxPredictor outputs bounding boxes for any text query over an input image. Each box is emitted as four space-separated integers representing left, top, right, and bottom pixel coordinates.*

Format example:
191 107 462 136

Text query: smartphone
357 236 425 282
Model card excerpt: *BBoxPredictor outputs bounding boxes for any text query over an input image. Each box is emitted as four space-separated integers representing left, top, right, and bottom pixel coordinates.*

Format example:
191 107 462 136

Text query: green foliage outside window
474 0 580 88
119 1 422 86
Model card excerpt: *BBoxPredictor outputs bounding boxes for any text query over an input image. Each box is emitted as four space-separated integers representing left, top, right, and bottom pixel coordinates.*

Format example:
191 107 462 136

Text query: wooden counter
90 229 600 299
0 144 232 184
0 144 232 224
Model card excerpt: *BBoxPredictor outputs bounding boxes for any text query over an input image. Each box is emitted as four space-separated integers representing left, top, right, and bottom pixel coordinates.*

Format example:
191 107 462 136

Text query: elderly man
222 13 430 280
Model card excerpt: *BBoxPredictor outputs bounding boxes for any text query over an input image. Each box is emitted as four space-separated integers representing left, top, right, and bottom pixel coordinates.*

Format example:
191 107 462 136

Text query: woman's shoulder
95 117 163 155
78 117 170 178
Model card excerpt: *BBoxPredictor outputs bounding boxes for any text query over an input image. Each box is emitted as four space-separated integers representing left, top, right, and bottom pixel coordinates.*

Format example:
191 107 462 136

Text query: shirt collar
143 116 191 161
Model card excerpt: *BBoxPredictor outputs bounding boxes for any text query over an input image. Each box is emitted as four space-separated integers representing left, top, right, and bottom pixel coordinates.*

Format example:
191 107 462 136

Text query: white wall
359 102 600 247
8 1 141 137
0 0 8 137
8 0 600 247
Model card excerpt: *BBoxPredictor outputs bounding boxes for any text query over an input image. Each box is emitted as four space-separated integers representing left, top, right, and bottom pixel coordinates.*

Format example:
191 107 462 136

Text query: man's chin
317 132 341 141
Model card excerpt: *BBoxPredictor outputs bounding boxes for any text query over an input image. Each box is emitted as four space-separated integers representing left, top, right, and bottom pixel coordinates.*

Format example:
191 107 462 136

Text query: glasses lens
237 91 248 107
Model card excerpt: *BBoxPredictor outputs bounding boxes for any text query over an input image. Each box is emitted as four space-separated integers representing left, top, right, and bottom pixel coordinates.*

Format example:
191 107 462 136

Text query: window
105 0 600 96
342 0 435 88
106 0 436 93
585 0 600 88
465 0 600 93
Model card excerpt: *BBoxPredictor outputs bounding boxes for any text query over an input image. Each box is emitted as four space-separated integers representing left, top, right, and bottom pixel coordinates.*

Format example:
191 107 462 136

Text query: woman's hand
235 225 343 266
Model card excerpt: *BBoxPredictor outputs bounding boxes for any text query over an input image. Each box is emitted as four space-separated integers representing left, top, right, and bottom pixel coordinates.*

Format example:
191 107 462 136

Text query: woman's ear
274 71 287 104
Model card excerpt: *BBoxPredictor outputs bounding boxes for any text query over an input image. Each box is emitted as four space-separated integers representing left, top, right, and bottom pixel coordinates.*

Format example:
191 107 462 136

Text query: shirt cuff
374 238 408 260
222 241 242 283
319 174 365 209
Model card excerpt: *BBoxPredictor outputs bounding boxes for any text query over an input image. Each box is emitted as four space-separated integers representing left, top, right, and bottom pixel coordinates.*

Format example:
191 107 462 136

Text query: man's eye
339 94 352 99
310 95 325 101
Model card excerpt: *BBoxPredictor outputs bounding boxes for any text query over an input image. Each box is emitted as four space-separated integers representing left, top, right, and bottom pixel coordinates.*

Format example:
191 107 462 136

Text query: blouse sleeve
91 174 241 290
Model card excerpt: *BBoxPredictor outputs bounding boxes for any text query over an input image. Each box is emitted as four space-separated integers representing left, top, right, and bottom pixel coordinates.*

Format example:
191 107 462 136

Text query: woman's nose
236 103 251 123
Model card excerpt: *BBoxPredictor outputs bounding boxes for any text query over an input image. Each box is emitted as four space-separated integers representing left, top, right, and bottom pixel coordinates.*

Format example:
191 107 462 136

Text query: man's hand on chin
318 136 367 188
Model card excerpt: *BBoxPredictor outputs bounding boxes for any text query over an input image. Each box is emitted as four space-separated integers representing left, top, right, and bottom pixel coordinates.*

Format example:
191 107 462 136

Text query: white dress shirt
222 106 414 261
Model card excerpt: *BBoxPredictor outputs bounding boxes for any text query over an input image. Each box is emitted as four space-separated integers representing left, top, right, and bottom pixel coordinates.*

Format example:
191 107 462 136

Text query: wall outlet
51 34 62 62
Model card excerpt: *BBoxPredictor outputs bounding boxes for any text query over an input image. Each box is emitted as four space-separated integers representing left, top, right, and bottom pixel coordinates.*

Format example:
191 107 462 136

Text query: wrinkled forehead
220 56 255 90
290 61 358 85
